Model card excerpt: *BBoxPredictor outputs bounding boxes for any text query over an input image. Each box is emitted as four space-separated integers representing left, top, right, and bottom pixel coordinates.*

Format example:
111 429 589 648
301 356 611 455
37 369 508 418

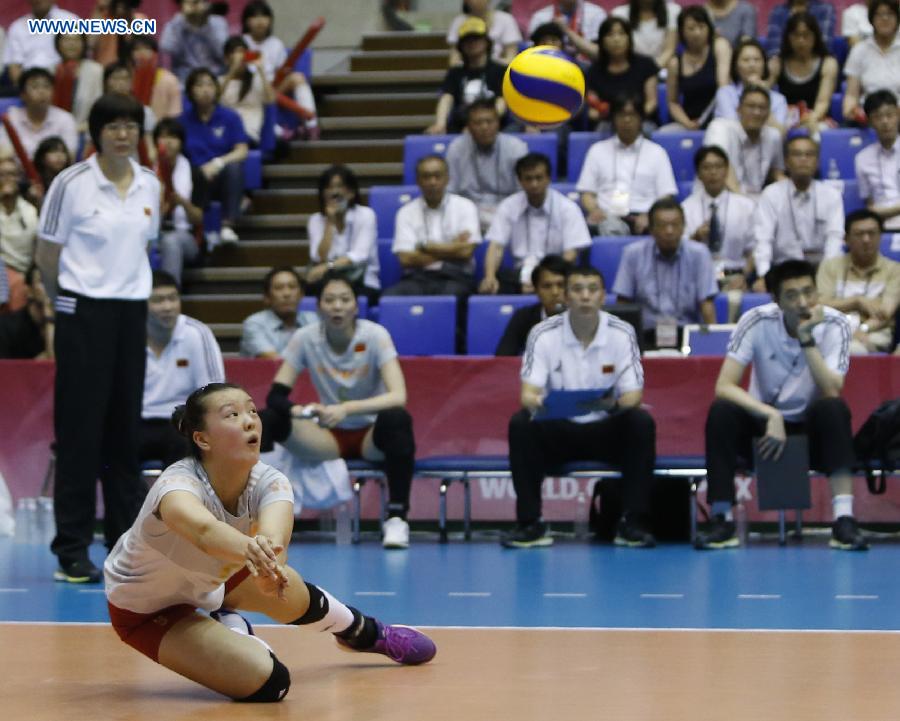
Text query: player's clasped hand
244 534 285 582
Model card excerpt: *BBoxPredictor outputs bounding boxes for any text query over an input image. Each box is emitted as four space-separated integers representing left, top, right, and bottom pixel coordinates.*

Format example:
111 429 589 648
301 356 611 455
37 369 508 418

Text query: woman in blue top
713 38 789 134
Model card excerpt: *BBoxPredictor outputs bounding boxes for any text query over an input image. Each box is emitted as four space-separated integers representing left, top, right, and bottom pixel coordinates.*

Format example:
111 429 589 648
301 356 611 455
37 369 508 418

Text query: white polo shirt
855 137 900 231
844 35 900 101
142 314 225 419
751 179 844 278
169 154 193 233
393 193 482 272
704 119 784 196
528 2 607 42
485 188 592 266
308 205 380 289
2 6 79 71
842 3 872 40
681 188 756 272
0 105 79 161
575 135 678 216
726 303 851 422
521 310 643 424
38 155 161 300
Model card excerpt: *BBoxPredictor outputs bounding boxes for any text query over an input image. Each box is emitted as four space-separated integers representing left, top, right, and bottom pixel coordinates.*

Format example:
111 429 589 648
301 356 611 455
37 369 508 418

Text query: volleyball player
104 382 436 703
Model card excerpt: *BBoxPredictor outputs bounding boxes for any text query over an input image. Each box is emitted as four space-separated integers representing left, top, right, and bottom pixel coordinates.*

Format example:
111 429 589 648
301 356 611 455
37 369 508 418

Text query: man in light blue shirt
241 266 317 359
612 197 718 347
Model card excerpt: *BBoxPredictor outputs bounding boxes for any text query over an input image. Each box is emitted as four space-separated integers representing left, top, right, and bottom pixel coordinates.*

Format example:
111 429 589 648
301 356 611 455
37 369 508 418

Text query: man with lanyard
696 259 867 551
613 197 718 349
503 265 656 548
751 134 844 289
240 266 317 359
855 90 900 231
446 97 528 231
681 145 756 296
35 93 161 583
577 94 678 235
528 0 608 62
480 152 591 294
704 84 785 197
140 270 225 468
817 209 900 353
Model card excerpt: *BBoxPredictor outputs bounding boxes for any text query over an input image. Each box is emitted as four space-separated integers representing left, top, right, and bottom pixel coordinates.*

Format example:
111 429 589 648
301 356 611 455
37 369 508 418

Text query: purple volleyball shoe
337 621 436 665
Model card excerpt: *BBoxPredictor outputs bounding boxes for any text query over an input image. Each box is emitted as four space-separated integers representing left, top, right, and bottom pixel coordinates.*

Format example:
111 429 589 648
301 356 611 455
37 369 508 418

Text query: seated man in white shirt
751 134 844 288
681 145 756 298
0 154 39 312
503 264 656 549
140 270 225 468
385 154 482 299
695 260 867 552
577 93 678 236
855 90 900 232
528 0 607 61
446 98 529 230
240 266 316 359
480 152 592 294
704 84 785 196
0 67 78 162
2 0 79 87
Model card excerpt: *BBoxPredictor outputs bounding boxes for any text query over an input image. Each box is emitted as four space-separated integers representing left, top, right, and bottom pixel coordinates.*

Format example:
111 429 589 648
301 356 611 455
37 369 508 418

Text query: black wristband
799 337 815 348
266 382 293 416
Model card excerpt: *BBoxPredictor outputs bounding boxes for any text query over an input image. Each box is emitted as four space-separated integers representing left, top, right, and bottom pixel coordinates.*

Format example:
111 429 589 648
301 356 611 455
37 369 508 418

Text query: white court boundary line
2 621 900 635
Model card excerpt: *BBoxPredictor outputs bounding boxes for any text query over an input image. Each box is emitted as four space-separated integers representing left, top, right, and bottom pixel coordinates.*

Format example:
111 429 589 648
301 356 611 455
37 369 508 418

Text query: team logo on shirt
602 364 614 373
177 358 189 367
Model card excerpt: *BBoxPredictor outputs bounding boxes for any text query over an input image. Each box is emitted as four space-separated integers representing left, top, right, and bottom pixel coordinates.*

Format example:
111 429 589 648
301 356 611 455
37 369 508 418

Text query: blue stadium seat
466 295 535 355
739 292 771 317
299 294 368 317
551 182 579 203
567 131 609 182
517 132 558 179
713 292 729 323
840 179 864 213
828 36 850 69
588 235 645 288
403 134 455 184
650 130 705 182
677 180 693 202
368 184 419 239
243 149 263 190
378 296 457 355
657 83 670 126
377 238 403 289
681 324 735 355
0 97 22 116
819 128 874 179
882 233 900 263
829 93 843 124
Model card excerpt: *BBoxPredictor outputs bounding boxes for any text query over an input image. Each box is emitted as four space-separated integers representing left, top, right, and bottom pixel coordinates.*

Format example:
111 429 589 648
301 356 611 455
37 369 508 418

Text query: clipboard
534 389 613 421
753 435 811 511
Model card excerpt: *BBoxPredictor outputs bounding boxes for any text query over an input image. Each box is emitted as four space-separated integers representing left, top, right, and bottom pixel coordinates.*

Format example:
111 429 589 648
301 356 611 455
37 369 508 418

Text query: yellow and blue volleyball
502 46 585 128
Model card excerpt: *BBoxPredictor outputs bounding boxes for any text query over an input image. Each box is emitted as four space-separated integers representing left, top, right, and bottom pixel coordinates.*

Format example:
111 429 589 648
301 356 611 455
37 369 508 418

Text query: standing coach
36 93 161 583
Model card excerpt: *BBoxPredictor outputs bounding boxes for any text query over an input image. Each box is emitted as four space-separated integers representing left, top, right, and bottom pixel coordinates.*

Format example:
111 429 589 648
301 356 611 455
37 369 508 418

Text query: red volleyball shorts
329 426 371 458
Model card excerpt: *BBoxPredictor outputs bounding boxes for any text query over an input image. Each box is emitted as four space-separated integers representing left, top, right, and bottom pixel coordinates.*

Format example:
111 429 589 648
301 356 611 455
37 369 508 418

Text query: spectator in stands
241 0 319 140
2 0 79 88
856 90 900 231
129 36 183 123
495 254 571 356
613 197 717 347
766 0 837 48
503 264 656 548
481 152 590 294
91 0 148 67
842 0 900 123
447 0 522 66
662 5 732 132
529 22 568 53
842 1 873 46
306 165 380 305
681 145 755 293
219 36 275 147
695 259 867 552
446 98 528 229
262 271 418 549
27 135 72 209
704 0 757 48
817 209 900 353
0 265 53 359
0 68 77 162
584 17 658 129
714 39 789 133
577 94 678 235
154 118 206 286
611 0 680 69
768 13 839 134
140 270 224 468
426 17 507 135
240 266 317 359
751 135 844 282
103 62 156 163
527 0 608 61
0 154 38 311
386 155 482 299
704 85 786 196
180 68 249 246
53 34 103 137
160 0 229 83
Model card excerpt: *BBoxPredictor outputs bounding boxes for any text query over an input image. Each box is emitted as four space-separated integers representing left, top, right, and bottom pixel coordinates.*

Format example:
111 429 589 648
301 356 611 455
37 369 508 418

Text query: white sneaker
220 226 239 244
382 516 410 549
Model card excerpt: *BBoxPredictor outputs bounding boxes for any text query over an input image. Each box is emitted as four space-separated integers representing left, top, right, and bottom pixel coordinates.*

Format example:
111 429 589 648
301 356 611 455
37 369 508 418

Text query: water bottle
37 496 55 545
735 502 748 546
573 492 590 539
827 158 840 180
335 501 352 546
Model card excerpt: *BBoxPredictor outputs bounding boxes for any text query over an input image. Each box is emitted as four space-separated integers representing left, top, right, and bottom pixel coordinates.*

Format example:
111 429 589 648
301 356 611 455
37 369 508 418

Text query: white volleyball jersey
104 458 294 614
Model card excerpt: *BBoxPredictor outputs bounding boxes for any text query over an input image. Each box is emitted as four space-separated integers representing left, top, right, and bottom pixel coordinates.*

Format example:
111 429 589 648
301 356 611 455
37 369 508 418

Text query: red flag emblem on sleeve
144 207 152 216
176 358 189 367
602 364 614 373
354 343 366 353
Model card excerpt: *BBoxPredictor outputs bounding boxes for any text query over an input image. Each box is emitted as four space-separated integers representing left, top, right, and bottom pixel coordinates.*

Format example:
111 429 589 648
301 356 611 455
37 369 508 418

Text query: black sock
334 606 379 649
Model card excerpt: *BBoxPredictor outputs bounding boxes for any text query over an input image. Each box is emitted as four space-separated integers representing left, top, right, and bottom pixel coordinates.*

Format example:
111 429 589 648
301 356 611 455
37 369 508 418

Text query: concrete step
285 138 403 164
181 293 264 324
361 32 447 52
182 266 275 295
316 114 432 141
350 49 449 72
205 239 308 267
262 162 402 189
312 69 445 92
319 91 435 117
251 188 369 214
235 213 310 240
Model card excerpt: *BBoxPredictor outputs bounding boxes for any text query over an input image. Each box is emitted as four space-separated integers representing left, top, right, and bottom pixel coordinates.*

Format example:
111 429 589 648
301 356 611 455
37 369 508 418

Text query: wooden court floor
3 624 899 721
